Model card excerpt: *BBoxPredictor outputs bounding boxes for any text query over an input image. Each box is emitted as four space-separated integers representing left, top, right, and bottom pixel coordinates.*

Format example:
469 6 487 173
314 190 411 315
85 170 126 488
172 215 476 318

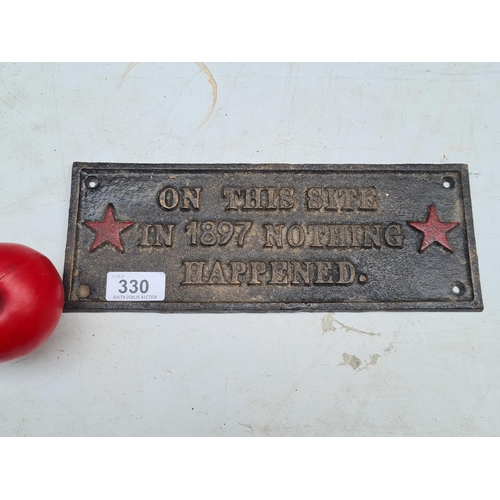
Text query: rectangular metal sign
63 163 483 311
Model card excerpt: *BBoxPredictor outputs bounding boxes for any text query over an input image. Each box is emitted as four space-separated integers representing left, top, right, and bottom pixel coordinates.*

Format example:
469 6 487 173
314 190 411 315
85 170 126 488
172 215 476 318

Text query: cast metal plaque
63 163 483 312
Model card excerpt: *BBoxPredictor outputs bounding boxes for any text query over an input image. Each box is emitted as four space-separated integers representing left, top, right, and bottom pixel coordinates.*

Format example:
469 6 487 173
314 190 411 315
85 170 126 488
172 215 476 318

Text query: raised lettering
306 188 323 210
261 188 278 210
291 262 311 285
158 187 179 210
325 188 340 211
359 188 378 210
222 187 244 210
180 187 201 210
307 224 326 247
327 225 347 247
363 224 381 249
269 262 288 285
287 224 305 247
263 224 285 248
279 188 295 209
182 261 206 284
315 261 334 284
207 261 227 284
249 262 267 285
244 188 264 209
138 224 175 247
229 261 247 285
337 261 355 285
305 187 379 212
339 188 357 211
223 187 293 211
385 224 404 247
347 225 364 247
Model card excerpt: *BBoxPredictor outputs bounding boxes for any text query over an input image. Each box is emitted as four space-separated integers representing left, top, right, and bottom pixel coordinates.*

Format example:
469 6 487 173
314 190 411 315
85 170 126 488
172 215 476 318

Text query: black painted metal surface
63 163 483 312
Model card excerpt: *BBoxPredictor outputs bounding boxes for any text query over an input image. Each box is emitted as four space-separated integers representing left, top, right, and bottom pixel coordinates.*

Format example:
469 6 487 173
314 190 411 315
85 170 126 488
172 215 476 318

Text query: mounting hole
451 282 466 296
78 284 91 298
86 176 99 189
442 176 455 189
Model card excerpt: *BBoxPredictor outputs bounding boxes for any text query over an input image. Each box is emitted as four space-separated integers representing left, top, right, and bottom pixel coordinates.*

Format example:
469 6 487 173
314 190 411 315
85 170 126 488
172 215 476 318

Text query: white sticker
106 272 166 301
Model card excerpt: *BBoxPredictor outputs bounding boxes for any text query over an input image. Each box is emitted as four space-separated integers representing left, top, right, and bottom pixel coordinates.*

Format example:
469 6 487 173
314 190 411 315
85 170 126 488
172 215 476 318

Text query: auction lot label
105 272 166 301
63 163 483 311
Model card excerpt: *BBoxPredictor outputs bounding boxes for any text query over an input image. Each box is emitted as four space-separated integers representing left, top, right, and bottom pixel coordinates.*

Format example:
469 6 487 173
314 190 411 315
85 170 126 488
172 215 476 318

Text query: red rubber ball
0 243 64 362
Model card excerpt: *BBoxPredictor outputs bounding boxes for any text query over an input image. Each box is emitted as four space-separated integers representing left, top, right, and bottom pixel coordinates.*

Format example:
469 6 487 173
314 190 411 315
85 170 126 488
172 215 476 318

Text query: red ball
0 243 64 362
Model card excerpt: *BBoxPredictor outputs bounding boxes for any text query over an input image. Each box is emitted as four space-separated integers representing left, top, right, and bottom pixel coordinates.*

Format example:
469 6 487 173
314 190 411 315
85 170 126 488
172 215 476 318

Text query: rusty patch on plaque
63 163 483 312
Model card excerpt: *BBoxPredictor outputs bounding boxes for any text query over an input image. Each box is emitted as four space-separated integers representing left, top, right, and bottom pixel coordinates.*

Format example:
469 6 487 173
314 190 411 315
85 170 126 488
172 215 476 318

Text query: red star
84 205 134 252
408 205 459 252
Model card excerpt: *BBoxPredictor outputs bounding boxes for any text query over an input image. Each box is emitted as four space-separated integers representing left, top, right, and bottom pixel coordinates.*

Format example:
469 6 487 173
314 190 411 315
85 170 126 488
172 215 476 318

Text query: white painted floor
0 62 498 436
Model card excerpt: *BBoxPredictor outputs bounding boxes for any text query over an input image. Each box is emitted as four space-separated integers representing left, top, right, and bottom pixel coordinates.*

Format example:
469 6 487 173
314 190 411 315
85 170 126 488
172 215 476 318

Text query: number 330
118 279 149 294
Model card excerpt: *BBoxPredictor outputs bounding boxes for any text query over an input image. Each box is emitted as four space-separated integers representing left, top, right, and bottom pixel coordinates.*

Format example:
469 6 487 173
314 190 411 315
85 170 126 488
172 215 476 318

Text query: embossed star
84 205 134 252
408 205 459 252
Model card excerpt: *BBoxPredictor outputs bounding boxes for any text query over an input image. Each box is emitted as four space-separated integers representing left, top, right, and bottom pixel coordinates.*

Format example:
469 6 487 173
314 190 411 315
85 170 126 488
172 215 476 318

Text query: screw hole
442 176 455 189
86 177 99 189
452 282 466 296
77 284 91 298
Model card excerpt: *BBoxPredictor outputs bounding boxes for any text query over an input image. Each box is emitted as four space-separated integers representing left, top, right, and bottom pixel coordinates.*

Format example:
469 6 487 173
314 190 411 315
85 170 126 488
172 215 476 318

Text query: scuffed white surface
0 62 498 436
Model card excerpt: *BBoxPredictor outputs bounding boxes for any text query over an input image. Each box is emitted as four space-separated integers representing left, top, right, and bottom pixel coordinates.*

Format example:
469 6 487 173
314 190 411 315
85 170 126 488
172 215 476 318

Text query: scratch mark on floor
9 358 25 366
0 420 15 436
322 313 380 336
0 96 30 121
0 79 23 104
0 198 65 217
117 62 140 90
195 62 217 129
462 386 492 433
